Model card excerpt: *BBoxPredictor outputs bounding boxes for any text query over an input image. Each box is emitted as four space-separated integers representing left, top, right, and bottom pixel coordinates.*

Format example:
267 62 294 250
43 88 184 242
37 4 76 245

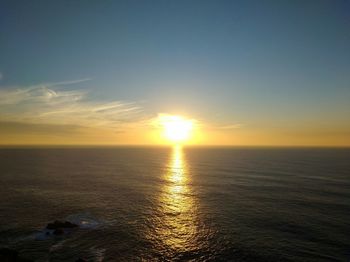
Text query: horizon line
0 144 349 149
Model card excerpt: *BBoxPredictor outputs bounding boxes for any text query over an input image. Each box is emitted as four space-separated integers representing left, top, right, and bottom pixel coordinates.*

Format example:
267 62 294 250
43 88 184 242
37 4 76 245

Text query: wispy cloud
0 80 147 131
44 78 92 87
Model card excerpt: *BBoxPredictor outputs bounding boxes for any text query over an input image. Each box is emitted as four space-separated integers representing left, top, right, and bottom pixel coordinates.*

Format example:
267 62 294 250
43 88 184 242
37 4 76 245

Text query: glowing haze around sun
158 115 194 144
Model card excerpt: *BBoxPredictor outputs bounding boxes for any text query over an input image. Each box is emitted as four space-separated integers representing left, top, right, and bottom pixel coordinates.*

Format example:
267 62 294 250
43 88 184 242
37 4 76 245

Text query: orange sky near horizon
1 116 349 147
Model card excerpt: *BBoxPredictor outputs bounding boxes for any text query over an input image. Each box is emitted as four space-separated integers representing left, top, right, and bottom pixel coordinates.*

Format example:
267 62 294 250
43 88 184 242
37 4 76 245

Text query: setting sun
159 115 194 143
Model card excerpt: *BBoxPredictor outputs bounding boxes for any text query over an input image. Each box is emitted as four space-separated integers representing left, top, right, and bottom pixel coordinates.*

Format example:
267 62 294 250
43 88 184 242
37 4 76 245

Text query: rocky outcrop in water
46 220 78 230
43 220 78 236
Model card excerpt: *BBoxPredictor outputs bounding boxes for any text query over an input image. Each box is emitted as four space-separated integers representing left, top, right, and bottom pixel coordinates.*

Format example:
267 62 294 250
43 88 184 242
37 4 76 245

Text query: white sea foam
66 213 102 229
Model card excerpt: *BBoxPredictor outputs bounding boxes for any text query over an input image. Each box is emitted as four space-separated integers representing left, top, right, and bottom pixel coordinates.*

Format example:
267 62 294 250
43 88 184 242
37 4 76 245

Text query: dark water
0 147 349 261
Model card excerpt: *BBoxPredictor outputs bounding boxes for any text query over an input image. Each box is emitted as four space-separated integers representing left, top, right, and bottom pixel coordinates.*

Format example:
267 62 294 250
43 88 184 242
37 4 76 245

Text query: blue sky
0 0 349 145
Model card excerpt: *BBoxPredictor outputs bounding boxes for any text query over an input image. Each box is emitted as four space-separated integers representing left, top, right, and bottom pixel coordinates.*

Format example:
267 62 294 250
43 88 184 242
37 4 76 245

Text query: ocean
0 147 349 261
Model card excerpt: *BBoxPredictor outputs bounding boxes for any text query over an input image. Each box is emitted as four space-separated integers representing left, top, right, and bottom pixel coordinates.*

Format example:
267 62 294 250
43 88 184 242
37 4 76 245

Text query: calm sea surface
0 147 349 261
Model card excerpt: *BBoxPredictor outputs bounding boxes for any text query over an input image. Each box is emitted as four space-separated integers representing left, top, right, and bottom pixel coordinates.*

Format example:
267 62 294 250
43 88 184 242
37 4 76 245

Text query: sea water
0 147 349 261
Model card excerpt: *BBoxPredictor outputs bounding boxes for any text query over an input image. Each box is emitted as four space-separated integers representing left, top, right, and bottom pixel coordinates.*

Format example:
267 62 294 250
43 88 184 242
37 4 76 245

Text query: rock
0 248 33 262
40 220 78 238
53 228 65 235
0 248 17 261
46 220 78 230
75 258 87 262
18 257 33 262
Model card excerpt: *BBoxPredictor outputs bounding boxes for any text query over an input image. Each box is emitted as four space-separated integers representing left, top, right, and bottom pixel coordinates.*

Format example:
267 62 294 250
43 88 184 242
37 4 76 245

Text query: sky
0 0 349 146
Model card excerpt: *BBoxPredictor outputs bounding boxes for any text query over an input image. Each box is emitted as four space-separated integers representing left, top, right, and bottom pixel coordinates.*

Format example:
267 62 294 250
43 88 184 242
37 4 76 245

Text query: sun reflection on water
155 145 199 254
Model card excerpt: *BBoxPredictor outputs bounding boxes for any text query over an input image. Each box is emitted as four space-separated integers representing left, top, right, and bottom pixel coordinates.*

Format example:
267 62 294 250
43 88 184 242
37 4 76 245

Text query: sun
159 115 194 143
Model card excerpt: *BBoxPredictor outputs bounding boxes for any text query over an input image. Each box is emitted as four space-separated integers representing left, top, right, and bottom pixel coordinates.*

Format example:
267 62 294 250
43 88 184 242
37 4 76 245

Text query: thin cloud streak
45 78 92 87
0 82 147 131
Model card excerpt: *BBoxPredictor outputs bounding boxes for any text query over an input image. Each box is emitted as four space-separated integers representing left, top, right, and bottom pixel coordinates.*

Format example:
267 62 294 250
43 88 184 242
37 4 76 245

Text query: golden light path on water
152 145 202 258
